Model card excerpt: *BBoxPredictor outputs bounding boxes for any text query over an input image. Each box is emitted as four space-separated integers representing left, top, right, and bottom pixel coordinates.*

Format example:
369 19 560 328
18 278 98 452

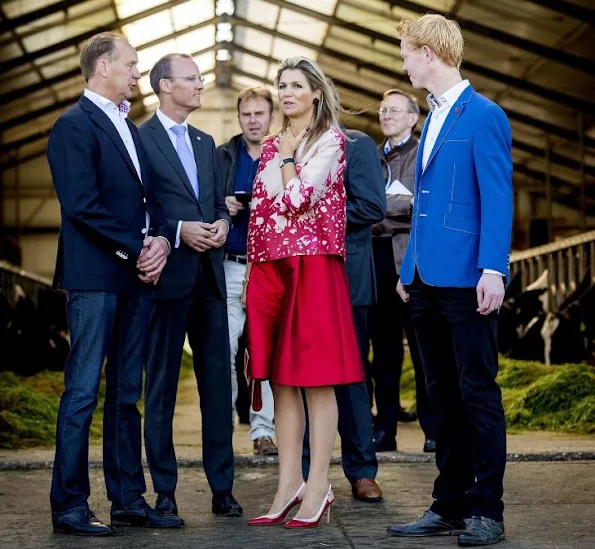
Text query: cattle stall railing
0 260 53 308
509 230 595 312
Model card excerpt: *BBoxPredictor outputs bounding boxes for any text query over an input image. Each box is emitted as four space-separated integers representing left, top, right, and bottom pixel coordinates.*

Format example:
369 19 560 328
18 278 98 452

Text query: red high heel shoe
284 485 334 529
247 482 306 526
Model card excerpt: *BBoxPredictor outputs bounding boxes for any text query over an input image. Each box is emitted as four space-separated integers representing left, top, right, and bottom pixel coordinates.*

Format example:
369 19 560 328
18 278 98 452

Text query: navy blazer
47 95 171 293
344 130 387 307
400 86 513 287
138 114 231 300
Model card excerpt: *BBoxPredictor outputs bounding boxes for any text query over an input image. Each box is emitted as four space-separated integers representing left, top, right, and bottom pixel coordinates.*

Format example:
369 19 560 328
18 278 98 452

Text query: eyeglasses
378 107 406 116
165 75 205 84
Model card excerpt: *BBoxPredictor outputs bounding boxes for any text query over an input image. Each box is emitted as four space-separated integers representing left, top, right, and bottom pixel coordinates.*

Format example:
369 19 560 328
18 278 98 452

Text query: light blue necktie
171 125 200 200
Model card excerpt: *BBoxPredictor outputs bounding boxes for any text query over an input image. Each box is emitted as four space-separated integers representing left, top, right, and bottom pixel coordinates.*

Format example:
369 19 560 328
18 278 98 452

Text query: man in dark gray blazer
303 128 386 502
139 53 241 520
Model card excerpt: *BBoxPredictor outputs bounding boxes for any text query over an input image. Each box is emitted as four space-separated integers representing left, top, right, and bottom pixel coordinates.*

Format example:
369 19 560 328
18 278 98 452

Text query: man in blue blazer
139 54 240 520
387 15 513 547
303 128 386 502
48 33 179 535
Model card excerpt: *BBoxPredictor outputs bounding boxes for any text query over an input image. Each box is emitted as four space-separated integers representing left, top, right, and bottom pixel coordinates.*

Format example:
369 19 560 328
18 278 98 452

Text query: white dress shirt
421 79 470 171
83 89 149 234
155 109 198 249
421 80 502 277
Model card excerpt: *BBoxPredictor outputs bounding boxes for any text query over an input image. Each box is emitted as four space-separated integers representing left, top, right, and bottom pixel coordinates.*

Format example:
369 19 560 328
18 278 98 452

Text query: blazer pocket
444 213 479 235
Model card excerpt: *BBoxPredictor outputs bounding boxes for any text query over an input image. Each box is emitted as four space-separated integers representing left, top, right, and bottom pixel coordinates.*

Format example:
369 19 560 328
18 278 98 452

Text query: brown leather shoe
351 478 383 503
253 436 278 456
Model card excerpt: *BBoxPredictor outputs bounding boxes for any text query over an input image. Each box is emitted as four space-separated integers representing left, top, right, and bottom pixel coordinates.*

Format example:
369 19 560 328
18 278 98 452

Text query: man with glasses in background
369 89 436 454
139 53 242 521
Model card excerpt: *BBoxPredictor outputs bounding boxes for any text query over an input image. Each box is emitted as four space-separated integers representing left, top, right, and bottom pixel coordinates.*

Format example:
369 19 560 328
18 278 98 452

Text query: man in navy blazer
388 15 512 547
47 33 179 536
139 54 240 520
303 128 386 502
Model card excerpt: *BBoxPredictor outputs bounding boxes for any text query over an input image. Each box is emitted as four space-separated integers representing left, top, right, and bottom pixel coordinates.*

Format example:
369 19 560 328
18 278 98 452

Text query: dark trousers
369 237 434 438
145 262 234 496
408 272 506 521
302 306 378 482
51 288 151 515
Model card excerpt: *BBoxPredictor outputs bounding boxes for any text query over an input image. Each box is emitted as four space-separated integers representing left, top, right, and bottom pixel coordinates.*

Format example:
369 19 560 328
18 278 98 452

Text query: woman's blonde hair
274 56 346 154
396 14 464 69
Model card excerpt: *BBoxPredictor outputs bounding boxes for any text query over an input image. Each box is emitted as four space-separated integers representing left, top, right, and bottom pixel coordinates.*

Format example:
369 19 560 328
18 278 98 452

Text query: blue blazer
139 114 231 300
47 95 171 293
343 130 386 307
400 85 513 288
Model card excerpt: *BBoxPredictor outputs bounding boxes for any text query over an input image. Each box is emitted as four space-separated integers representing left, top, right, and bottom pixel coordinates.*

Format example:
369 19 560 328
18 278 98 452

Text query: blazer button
143 198 147 204
141 228 147 234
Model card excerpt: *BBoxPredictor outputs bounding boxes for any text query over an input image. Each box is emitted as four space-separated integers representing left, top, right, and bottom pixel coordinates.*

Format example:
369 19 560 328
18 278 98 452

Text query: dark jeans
302 306 378 483
408 272 506 521
50 288 151 516
145 262 234 496
369 237 434 438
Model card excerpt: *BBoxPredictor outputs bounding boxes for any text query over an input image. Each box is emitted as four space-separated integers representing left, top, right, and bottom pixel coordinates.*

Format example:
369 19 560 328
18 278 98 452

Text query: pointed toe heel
247 482 306 526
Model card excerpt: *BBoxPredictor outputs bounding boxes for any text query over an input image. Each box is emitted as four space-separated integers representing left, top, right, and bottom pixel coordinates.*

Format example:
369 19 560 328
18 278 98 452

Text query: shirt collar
383 134 411 154
156 108 188 132
84 89 130 118
426 79 470 112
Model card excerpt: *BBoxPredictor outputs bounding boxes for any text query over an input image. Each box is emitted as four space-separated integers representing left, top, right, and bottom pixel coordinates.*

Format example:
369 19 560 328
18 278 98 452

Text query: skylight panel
271 38 317 63
282 0 337 16
194 52 216 74
137 40 175 73
245 0 279 29
172 0 214 31
236 27 273 56
277 9 328 45
236 52 269 78
176 27 216 56
115 0 167 19
123 11 174 47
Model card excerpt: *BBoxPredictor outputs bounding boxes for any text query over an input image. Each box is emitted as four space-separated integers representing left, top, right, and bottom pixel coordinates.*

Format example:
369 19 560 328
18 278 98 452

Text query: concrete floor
0 461 593 549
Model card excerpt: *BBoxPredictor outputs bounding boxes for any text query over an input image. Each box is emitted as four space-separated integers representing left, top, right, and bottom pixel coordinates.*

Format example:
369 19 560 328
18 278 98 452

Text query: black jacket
344 130 386 307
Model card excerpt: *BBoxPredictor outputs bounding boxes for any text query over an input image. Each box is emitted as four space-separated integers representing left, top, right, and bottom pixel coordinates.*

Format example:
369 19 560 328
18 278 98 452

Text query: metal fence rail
510 230 595 311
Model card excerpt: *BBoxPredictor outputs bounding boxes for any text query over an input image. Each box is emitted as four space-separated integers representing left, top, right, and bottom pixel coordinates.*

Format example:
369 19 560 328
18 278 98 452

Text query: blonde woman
243 57 364 529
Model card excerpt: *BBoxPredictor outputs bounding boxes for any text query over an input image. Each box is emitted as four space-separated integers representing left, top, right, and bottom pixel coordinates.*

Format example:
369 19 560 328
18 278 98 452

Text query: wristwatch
279 157 295 168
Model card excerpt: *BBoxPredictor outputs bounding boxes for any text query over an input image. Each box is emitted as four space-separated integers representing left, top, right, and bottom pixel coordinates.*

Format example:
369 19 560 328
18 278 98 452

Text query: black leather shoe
458 516 505 546
212 492 243 517
423 438 437 453
373 430 397 452
155 493 178 516
387 510 466 537
396 408 417 422
111 503 184 528
53 509 115 536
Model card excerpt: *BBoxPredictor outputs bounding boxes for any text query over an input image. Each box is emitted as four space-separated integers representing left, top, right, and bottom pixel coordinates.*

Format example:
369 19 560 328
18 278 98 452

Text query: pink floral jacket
247 126 347 262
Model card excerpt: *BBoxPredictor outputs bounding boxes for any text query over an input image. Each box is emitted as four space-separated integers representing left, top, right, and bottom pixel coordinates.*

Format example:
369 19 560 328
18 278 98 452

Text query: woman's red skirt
246 254 365 387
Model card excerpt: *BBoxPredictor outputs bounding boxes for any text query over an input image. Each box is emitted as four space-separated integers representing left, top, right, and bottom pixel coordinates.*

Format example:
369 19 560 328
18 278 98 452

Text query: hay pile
401 357 595 434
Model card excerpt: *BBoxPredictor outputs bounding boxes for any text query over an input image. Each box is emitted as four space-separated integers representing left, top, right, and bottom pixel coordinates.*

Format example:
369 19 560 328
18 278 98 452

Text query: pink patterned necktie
118 101 130 114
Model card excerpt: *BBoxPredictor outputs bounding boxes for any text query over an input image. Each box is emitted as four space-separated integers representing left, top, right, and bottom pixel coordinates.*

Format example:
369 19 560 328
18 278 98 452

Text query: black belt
226 253 247 265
